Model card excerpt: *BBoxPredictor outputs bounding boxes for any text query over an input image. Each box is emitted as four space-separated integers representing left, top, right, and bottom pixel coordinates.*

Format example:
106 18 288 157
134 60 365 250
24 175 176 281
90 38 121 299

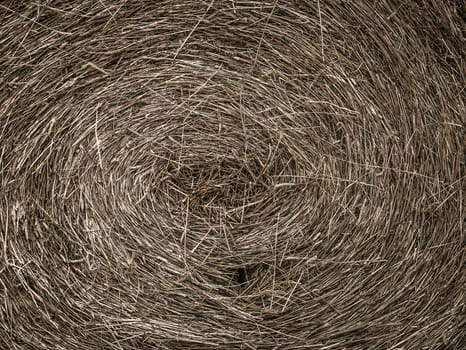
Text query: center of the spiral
163 156 272 228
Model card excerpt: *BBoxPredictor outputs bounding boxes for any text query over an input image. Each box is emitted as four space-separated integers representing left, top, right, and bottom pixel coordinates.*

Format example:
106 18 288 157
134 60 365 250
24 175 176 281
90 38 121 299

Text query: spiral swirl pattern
0 1 464 349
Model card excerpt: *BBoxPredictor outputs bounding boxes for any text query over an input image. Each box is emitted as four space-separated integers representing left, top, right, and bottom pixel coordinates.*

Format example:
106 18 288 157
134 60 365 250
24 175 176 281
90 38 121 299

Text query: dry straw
0 1 464 349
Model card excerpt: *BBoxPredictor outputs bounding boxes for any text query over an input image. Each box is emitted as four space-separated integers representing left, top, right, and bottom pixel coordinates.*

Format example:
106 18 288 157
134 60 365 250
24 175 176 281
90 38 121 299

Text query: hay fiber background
0 1 465 349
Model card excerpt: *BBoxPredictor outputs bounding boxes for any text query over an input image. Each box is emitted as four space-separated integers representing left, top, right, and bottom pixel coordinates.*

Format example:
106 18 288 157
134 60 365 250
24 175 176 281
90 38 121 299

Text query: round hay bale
0 1 464 349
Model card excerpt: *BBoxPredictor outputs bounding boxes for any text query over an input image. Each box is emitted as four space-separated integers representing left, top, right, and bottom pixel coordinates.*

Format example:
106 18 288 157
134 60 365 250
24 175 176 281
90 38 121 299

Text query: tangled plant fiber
0 1 464 349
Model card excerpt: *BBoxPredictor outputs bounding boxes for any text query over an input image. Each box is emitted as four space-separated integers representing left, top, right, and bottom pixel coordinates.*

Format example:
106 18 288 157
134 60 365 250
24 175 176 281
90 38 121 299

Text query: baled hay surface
0 1 464 349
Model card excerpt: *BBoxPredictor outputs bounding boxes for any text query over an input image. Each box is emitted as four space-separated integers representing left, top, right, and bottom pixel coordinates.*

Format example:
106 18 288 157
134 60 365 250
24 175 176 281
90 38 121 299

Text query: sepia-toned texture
0 1 464 349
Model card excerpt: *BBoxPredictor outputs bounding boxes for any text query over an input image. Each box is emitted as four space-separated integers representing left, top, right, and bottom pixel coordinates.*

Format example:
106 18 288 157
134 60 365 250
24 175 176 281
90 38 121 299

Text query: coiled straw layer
0 1 464 349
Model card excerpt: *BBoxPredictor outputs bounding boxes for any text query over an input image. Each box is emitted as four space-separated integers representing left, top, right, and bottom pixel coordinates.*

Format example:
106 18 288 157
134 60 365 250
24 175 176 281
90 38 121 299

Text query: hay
0 1 464 349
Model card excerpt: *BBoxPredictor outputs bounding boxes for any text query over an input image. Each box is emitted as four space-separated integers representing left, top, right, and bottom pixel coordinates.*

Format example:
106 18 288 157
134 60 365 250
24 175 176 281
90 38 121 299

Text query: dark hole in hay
235 266 250 286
